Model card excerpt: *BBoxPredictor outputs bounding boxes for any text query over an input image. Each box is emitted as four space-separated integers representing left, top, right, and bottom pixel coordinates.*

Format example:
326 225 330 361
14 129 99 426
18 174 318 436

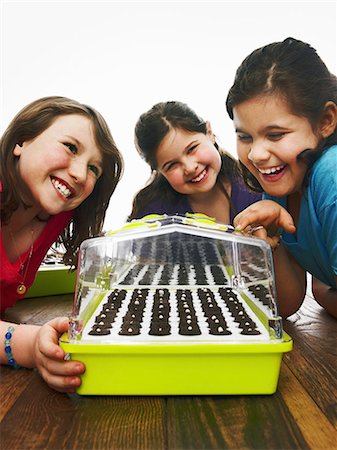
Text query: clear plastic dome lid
68 214 283 343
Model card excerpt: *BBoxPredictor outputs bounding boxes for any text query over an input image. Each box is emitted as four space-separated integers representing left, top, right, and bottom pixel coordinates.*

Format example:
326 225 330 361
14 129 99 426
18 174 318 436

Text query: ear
320 101 337 138
13 143 23 156
205 121 215 142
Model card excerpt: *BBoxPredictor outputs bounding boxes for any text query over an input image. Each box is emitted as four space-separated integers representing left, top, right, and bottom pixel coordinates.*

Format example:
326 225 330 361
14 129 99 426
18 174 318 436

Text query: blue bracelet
4 326 21 369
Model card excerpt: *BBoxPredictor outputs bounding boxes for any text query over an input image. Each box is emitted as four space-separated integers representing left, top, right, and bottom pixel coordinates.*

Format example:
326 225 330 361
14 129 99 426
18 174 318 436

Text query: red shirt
0 211 73 313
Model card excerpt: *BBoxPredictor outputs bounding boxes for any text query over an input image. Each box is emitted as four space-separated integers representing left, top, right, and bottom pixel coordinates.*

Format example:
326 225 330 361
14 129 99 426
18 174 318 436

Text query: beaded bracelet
4 326 21 369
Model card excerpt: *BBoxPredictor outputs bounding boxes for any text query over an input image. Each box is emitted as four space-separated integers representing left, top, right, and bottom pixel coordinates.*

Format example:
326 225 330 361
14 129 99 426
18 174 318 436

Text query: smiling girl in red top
1 96 123 392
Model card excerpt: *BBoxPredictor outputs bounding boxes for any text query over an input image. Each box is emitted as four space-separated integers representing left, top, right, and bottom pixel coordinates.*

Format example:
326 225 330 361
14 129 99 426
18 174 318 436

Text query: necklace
9 228 34 295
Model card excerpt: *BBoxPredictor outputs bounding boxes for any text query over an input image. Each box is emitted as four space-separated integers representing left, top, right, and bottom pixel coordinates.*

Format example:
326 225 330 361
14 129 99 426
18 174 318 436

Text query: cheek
41 145 68 164
202 147 222 172
200 147 212 162
214 151 222 172
164 171 182 187
236 145 249 164
82 178 97 199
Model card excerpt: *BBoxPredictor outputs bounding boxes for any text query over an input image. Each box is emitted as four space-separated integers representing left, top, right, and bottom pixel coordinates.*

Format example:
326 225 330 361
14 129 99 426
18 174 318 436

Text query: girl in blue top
226 37 337 319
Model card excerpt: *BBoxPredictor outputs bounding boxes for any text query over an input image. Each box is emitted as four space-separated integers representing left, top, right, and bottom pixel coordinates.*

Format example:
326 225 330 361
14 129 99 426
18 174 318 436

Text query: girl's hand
234 200 296 249
33 317 85 393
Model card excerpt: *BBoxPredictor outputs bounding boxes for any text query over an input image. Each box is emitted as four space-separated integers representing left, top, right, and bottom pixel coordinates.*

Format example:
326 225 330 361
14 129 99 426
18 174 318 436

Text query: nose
183 157 198 175
248 141 270 164
69 159 87 184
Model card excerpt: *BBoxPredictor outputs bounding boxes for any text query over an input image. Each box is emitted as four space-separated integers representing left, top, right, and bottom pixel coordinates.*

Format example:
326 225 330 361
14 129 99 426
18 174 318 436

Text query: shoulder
311 145 337 178
47 211 74 229
231 176 262 212
136 198 168 218
309 145 337 205
134 196 190 219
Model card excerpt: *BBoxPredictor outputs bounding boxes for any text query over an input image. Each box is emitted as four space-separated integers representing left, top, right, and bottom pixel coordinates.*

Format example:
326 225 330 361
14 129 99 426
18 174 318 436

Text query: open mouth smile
258 164 286 176
51 176 74 199
191 168 207 183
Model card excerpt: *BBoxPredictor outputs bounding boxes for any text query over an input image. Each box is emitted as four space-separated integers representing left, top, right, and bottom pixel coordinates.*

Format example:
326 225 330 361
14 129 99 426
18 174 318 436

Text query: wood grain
1 291 336 450
279 364 336 449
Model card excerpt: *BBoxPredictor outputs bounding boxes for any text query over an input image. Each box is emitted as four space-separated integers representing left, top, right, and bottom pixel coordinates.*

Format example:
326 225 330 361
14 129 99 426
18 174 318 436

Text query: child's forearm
312 277 337 318
0 320 40 368
272 244 307 318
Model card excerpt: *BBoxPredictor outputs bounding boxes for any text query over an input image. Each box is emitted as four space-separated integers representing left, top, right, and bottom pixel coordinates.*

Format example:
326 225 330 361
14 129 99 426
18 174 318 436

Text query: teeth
51 179 71 198
191 169 207 183
259 165 284 175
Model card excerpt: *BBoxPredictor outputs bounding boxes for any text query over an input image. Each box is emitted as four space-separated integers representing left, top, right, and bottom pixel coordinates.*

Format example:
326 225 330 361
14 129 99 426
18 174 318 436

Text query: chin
41 203 70 216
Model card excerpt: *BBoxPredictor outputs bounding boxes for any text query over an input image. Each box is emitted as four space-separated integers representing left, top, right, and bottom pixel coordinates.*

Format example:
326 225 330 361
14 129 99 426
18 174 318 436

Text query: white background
1 1 336 230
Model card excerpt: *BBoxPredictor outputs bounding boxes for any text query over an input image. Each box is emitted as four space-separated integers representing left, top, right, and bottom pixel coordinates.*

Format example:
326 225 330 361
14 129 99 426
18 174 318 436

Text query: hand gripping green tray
60 214 292 395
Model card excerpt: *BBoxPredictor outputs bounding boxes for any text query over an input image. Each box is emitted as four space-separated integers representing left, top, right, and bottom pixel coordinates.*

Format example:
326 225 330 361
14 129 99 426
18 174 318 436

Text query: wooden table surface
0 287 336 450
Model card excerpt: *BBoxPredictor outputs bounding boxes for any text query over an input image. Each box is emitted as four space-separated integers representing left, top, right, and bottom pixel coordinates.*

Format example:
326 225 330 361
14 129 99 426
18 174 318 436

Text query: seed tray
82 285 269 341
60 214 292 395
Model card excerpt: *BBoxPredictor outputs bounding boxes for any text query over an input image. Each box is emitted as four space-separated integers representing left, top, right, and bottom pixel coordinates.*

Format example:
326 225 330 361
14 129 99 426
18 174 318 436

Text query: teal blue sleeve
310 148 337 275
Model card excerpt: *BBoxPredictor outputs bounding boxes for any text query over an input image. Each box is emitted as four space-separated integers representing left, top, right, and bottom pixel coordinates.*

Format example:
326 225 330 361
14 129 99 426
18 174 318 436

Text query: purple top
134 177 261 224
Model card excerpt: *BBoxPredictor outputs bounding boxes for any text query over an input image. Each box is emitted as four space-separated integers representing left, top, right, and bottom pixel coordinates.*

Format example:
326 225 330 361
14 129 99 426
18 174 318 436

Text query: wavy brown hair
1 96 123 266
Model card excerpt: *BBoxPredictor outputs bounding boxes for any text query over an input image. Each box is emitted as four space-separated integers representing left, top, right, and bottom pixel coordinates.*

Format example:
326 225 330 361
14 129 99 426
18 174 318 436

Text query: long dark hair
226 37 337 192
1 96 123 266
129 101 240 219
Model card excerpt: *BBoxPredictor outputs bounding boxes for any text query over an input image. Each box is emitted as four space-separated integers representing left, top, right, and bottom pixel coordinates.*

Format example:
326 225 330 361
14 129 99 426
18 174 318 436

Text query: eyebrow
235 125 287 133
64 135 82 146
161 159 175 171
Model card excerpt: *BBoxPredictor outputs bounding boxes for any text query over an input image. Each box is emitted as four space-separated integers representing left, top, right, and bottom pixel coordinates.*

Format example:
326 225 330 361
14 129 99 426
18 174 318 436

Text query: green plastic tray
26 266 76 298
60 332 292 395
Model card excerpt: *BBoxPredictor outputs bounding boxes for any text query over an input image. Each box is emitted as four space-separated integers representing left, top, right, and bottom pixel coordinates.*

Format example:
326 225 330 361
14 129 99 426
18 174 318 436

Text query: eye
237 134 252 142
165 161 177 172
64 143 77 154
187 144 198 154
88 164 101 177
268 132 286 140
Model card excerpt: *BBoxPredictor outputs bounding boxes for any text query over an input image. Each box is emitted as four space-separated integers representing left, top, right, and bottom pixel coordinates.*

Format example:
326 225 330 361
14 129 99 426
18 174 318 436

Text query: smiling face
14 114 103 216
155 125 221 197
233 94 321 197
